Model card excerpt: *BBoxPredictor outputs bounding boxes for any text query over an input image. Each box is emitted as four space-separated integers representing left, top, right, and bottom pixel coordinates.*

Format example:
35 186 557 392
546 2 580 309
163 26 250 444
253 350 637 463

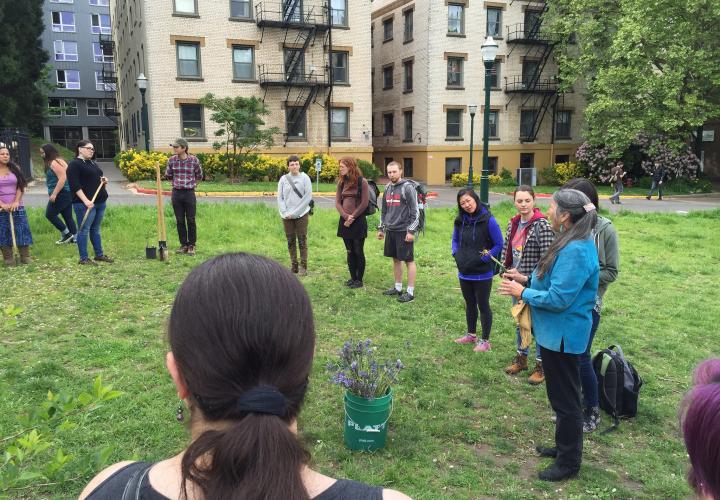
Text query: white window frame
87 99 101 116
89 0 110 5
174 0 197 15
232 45 254 80
54 40 78 61
64 98 78 116
51 11 76 32
57 69 81 90
91 13 111 34
95 71 116 91
92 42 114 63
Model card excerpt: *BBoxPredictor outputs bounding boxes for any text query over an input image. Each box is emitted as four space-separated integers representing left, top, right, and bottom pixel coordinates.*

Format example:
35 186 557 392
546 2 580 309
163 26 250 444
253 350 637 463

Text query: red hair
338 157 361 186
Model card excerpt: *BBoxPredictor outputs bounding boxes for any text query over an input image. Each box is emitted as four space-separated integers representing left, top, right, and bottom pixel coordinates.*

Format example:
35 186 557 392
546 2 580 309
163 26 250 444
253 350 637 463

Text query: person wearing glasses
67 140 113 265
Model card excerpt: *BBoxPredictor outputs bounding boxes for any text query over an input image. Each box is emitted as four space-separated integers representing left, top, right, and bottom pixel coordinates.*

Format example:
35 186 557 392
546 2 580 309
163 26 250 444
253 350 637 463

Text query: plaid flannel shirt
500 217 555 277
166 154 202 190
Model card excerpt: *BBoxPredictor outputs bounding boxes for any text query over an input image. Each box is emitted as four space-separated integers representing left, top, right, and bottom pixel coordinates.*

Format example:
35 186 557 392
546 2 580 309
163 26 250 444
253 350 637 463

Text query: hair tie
583 203 596 213
236 385 286 417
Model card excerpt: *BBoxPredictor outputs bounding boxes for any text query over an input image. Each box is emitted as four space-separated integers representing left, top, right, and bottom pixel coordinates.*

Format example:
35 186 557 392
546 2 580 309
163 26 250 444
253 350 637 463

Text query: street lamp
479 36 499 204
136 73 150 152
467 104 477 188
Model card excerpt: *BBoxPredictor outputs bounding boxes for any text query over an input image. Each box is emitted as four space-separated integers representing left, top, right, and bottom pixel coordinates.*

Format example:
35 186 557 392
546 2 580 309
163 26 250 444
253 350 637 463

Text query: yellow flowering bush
450 173 502 187
115 149 171 182
554 162 586 185
301 151 340 182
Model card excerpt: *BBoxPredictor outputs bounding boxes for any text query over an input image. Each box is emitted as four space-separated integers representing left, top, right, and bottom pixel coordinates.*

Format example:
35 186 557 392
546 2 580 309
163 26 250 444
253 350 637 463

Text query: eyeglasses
81 146 95 151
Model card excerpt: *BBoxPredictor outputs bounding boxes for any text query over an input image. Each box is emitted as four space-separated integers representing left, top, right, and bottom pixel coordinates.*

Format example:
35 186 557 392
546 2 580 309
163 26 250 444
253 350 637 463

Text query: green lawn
3 203 718 498
136 180 339 193
29 137 74 179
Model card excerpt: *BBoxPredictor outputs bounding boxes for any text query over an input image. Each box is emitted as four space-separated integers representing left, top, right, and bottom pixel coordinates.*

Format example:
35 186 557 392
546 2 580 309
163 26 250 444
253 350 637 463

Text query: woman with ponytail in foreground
79 253 410 500
499 189 599 482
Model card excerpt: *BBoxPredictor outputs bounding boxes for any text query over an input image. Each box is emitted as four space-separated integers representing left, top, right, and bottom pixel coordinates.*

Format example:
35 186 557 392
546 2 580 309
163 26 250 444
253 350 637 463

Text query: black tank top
85 461 384 500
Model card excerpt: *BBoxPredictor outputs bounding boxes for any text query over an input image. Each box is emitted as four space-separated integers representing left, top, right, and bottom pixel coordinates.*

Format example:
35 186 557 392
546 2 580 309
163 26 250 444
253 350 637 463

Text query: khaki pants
282 213 309 267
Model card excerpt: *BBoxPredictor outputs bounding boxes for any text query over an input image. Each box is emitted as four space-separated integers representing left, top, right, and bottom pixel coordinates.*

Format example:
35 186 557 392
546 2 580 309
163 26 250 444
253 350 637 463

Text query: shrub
636 134 700 181
357 159 381 181
537 164 559 185
301 151 340 182
554 162 586 185
450 173 502 187
115 149 170 182
498 168 516 186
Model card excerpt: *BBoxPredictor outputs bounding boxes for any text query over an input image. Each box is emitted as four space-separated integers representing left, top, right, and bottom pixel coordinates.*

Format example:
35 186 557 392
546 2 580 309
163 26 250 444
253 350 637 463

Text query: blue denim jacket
520 239 599 354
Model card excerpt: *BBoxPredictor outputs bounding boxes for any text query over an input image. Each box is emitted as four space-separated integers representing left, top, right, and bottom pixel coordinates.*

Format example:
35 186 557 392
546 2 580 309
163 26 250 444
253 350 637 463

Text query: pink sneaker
473 340 491 352
454 333 477 344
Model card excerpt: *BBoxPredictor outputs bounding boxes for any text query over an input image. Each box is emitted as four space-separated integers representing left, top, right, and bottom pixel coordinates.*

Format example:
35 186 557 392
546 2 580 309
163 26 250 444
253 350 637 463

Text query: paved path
22 161 720 214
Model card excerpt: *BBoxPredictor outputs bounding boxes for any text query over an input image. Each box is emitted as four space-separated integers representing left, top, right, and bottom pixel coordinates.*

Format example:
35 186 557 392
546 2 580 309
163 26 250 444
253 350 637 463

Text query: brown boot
1 246 15 266
528 361 545 385
19 246 30 264
298 260 308 277
505 353 528 375
291 261 299 273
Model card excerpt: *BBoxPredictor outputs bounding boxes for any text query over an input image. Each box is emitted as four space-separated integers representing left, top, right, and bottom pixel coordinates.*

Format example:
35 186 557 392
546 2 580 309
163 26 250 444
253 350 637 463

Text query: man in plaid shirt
165 138 203 255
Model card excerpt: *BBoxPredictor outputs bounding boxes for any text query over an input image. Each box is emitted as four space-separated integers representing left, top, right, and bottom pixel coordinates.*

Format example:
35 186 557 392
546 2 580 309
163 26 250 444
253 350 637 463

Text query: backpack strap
285 174 305 198
356 176 364 199
121 462 153 500
598 350 621 434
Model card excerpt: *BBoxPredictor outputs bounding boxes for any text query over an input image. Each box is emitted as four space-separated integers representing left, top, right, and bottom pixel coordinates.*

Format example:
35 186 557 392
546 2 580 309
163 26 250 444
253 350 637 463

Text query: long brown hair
338 156 361 186
41 143 62 172
169 253 315 499
0 147 27 192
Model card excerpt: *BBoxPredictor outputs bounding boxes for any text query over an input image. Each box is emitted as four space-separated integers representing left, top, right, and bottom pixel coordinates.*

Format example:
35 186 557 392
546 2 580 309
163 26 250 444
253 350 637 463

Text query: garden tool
78 180 106 232
154 162 169 261
6 209 20 265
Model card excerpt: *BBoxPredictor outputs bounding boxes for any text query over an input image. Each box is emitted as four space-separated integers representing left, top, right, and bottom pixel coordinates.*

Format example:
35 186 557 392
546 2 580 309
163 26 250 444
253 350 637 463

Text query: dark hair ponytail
0 147 27 192
169 253 315 499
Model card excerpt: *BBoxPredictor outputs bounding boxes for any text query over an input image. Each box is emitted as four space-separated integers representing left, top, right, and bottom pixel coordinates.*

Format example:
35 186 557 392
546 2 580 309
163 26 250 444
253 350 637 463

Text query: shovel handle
78 181 106 231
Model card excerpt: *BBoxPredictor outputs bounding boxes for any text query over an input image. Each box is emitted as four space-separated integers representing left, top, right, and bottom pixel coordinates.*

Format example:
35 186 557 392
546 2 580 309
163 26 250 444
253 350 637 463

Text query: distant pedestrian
67 140 113 266
0 146 33 265
40 144 77 244
500 185 555 383
277 155 313 276
377 161 420 303
335 157 369 288
608 161 626 205
451 188 503 352
166 138 203 256
646 161 665 200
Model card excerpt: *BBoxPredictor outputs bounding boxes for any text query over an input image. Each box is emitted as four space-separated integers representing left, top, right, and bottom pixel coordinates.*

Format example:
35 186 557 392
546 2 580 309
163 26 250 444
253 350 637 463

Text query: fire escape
255 1 332 146
504 0 566 142
98 34 119 123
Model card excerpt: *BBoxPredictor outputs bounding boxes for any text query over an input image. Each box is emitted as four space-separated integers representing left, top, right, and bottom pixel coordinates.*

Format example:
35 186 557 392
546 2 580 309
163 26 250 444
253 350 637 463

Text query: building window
181 104 204 138
48 98 63 117
230 0 251 18
331 0 347 27
488 157 498 174
56 69 80 89
54 40 78 61
488 110 499 138
383 112 393 136
403 110 413 141
524 9 542 39
383 18 393 41
447 57 463 87
87 99 101 116
51 11 75 32
174 0 197 14
522 60 540 87
232 46 254 80
448 4 464 34
50 0 74 3
90 13 111 34
332 51 348 84
89 0 110 5
285 107 307 140
331 108 349 139
371 24 374 47
445 157 461 180
520 152 535 169
382 65 393 90
403 9 413 42
487 8 502 37
177 42 201 77
95 71 115 91
555 110 572 138
489 61 501 89
403 60 413 92
403 158 414 177
446 109 462 138
92 42 114 63
384 157 394 167
520 110 538 139
63 98 78 116
555 154 570 164
284 48 305 80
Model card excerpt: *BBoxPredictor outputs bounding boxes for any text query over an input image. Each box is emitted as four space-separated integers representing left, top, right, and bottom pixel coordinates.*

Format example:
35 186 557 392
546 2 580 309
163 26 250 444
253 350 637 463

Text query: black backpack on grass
592 344 643 433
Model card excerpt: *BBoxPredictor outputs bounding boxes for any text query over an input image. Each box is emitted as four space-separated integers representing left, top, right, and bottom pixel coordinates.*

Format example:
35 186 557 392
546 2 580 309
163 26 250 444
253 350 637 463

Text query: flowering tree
635 135 700 181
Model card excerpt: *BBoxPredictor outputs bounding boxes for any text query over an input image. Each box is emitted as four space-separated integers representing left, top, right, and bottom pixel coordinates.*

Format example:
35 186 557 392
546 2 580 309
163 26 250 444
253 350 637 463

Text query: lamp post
479 36 499 205
467 104 477 188
136 73 150 152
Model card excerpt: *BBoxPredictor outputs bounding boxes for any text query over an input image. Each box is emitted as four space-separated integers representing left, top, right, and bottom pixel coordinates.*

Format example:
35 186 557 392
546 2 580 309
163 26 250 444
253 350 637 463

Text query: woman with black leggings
335 157 369 288
41 143 77 244
452 188 504 352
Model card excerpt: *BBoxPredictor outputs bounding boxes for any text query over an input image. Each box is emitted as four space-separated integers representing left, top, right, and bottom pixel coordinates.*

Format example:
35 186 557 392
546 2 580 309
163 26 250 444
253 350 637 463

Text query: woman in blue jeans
562 178 619 433
41 143 77 244
500 188 599 481
67 140 113 265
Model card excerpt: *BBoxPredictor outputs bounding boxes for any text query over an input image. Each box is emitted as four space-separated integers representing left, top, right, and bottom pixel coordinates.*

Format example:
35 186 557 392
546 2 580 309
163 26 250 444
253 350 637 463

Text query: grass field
2 203 719 498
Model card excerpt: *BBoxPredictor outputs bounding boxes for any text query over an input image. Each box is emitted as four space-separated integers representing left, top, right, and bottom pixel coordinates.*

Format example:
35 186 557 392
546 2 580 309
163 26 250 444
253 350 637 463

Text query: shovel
154 162 169 261
78 180 107 232
6 209 20 265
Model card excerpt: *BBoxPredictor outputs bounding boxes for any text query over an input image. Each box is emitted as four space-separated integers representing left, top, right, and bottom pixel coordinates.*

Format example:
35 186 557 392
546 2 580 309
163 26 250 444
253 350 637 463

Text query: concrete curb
131 186 439 199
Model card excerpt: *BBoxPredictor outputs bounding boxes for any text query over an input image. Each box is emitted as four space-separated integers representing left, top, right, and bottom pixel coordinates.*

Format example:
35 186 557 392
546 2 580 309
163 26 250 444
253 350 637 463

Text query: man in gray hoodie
377 161 420 302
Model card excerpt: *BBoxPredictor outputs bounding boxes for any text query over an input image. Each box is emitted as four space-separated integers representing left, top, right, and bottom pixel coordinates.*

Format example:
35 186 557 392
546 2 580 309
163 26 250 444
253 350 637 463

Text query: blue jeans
73 202 106 260
579 309 601 408
513 297 541 360
647 180 663 199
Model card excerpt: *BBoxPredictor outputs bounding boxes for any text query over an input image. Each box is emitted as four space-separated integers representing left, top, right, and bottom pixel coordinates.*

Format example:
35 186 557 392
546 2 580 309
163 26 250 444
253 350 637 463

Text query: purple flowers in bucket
327 340 404 399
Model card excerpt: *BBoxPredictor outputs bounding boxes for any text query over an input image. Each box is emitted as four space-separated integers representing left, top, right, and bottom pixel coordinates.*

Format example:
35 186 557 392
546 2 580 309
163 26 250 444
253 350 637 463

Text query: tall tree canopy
545 0 720 153
0 0 48 133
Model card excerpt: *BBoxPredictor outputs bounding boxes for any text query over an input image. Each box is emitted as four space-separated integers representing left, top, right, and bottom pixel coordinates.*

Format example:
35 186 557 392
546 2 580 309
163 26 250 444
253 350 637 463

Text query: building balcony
505 75 559 93
258 64 329 87
505 23 555 44
254 1 329 30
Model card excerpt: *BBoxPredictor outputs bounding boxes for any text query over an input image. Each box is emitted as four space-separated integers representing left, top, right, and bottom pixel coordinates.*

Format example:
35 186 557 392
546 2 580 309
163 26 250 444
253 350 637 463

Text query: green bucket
344 388 393 451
